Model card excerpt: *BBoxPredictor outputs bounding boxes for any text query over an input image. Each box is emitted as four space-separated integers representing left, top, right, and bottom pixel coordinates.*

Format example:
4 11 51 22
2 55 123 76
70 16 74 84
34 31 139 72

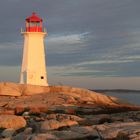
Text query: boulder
0 109 15 115
2 128 15 138
41 119 78 131
15 104 48 115
1 138 12 140
12 132 31 140
31 133 58 140
93 122 140 139
46 113 83 121
0 83 21 96
0 115 26 129
70 126 97 134
15 105 26 115
23 127 32 135
50 130 99 140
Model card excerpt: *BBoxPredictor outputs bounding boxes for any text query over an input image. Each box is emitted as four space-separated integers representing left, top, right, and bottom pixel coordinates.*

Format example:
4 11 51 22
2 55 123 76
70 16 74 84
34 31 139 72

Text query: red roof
26 12 42 22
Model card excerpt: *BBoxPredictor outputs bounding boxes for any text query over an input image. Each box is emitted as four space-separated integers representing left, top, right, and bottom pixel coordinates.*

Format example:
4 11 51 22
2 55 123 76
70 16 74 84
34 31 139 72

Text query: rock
0 83 21 96
0 115 26 129
1 138 12 140
16 104 48 115
129 134 138 139
0 82 137 110
97 114 112 124
41 119 78 131
0 82 140 140
2 128 15 138
12 132 31 140
34 117 45 122
116 132 129 140
93 122 140 139
50 130 99 140
22 112 29 116
15 106 26 115
29 105 48 114
80 114 111 125
48 105 78 115
22 85 50 96
29 120 40 133
51 131 83 140
31 133 58 140
23 127 32 134
0 109 15 115
46 113 83 121
61 119 78 127
70 126 98 135
131 138 140 140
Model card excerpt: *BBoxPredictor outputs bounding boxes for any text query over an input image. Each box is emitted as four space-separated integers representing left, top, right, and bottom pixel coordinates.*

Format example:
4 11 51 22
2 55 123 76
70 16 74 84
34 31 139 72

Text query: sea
95 90 140 106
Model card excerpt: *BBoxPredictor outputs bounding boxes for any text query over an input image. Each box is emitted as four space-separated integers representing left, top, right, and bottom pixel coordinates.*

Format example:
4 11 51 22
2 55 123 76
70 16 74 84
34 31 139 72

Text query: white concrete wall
20 32 48 86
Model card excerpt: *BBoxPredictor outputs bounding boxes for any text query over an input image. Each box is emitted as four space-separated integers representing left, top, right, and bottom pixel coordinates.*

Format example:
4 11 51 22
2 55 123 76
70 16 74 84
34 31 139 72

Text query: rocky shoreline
0 82 139 140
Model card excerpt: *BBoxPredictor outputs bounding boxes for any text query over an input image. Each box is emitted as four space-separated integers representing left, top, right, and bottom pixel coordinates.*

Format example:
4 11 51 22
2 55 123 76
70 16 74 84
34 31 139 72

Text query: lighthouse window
41 76 44 79
36 22 40 26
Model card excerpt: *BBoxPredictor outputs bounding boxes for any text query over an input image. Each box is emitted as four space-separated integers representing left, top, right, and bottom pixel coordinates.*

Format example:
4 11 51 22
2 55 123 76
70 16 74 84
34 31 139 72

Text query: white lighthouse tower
20 12 48 86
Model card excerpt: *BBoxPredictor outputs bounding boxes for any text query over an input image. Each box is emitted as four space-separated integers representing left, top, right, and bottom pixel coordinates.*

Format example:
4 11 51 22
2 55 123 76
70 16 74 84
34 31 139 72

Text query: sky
0 0 140 89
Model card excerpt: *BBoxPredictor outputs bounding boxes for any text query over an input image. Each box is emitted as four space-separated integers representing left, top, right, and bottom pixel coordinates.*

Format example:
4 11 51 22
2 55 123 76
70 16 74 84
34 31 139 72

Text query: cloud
0 42 22 66
0 66 20 82
124 55 140 60
0 0 140 89
48 33 88 45
48 65 104 77
75 60 134 66
47 32 89 54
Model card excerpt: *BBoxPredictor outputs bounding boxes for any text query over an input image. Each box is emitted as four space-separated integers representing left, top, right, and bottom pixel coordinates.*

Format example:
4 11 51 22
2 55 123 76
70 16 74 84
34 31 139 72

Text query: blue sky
0 0 140 89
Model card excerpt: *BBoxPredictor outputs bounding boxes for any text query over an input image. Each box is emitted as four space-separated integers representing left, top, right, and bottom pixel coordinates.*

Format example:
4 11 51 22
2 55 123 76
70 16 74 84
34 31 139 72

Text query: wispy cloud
75 59 134 66
47 32 89 54
122 55 140 60
48 32 89 44
48 65 101 73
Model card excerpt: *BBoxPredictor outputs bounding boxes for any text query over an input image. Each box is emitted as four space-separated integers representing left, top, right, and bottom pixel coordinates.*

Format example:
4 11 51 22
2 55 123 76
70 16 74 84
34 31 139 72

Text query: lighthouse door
23 72 27 83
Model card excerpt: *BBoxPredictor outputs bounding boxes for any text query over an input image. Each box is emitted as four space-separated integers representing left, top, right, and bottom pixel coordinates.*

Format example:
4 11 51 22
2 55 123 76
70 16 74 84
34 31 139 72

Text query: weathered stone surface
70 126 98 135
93 122 140 139
23 127 32 135
22 85 50 96
41 119 78 131
15 106 26 115
29 105 48 114
1 128 15 138
0 82 138 110
46 113 83 121
50 130 99 140
31 133 58 140
1 138 12 140
15 104 48 115
0 109 15 115
12 133 31 140
22 112 29 116
0 82 139 140
0 83 21 96
0 115 26 129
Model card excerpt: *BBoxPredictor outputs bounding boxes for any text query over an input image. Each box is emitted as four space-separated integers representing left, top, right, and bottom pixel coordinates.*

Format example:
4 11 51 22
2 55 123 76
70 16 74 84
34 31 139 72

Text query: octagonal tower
20 12 48 86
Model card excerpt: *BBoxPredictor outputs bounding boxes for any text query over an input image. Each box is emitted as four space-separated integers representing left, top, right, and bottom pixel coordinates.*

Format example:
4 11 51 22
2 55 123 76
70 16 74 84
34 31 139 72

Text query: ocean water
100 91 140 106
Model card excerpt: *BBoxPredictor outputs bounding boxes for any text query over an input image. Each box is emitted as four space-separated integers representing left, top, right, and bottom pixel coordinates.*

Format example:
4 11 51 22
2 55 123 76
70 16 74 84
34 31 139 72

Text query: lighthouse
20 12 48 86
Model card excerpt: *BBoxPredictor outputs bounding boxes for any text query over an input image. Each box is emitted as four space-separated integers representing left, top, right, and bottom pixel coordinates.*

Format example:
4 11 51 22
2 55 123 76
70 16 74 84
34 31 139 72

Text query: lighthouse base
20 71 48 86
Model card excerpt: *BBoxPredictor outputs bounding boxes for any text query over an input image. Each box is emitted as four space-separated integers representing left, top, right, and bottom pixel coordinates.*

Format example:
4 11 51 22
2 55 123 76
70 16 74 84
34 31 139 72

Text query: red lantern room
25 12 43 32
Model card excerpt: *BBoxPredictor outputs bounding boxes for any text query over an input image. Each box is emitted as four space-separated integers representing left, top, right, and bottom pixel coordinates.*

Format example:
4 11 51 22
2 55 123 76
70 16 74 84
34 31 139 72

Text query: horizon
0 0 140 90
